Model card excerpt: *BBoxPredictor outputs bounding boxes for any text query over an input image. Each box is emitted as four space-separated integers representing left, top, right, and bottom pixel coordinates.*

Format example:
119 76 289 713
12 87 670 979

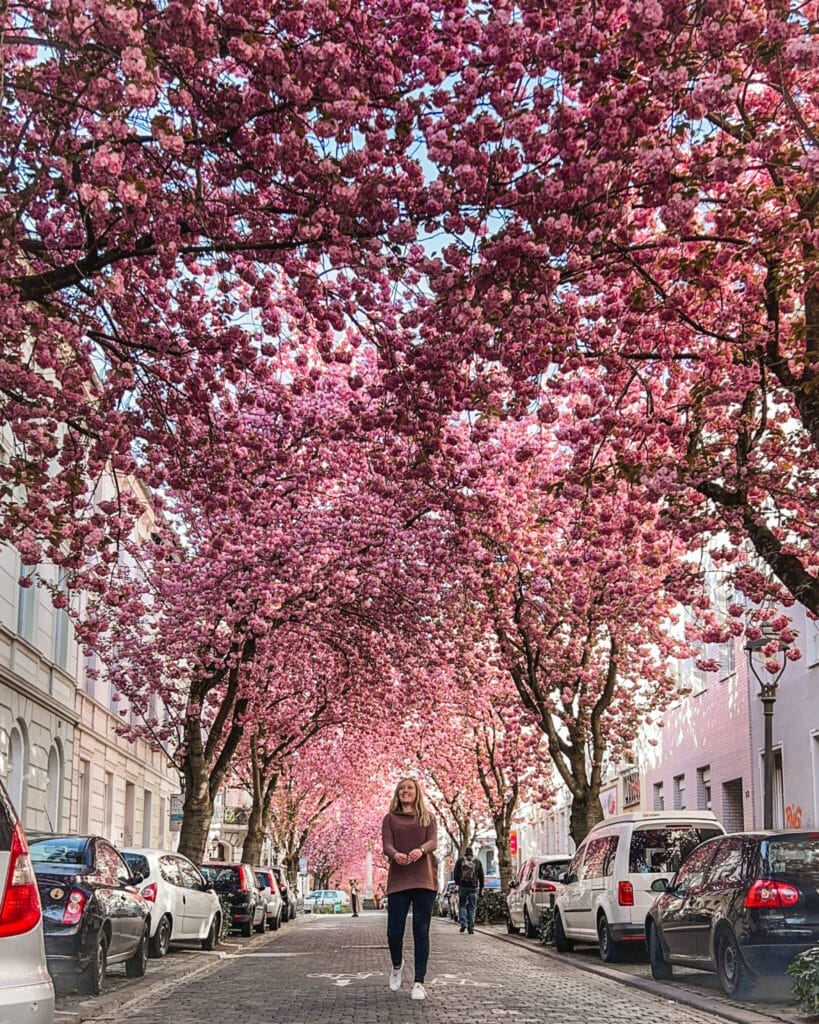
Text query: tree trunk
241 742 265 865
493 816 515 892
177 780 214 865
569 789 605 847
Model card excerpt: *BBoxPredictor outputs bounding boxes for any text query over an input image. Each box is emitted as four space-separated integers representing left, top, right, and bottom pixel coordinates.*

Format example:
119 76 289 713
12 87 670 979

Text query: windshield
629 827 723 874
765 838 819 883
122 853 150 878
29 836 88 865
539 861 570 881
202 866 242 891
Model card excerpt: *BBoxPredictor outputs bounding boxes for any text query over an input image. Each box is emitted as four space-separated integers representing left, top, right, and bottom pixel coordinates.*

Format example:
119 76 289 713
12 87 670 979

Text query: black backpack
460 856 477 886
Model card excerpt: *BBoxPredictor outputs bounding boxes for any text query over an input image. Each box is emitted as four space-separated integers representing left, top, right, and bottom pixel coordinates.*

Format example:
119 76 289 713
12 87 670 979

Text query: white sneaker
389 963 403 991
411 982 426 1000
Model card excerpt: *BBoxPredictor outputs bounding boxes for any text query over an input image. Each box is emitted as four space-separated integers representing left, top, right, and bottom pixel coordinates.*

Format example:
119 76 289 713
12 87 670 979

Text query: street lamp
745 626 791 829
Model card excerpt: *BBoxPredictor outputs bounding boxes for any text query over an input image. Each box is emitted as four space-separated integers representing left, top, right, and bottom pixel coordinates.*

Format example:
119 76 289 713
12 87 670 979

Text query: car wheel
506 913 521 934
598 914 621 963
648 922 673 981
268 913 278 931
716 928 755 998
523 907 538 939
554 911 574 953
201 914 220 951
125 925 149 978
255 910 266 933
241 916 253 937
78 931 108 996
149 914 172 958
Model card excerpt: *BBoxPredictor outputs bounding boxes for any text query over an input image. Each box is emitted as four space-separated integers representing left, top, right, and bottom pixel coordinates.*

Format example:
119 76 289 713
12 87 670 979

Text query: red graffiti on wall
785 804 803 828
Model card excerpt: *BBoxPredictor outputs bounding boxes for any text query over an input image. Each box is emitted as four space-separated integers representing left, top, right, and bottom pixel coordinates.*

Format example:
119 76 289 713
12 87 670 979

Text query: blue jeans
459 887 478 930
386 888 436 982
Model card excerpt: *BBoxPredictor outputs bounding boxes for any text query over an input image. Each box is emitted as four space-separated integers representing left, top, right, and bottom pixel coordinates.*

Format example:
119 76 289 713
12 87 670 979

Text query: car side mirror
127 874 143 886
651 878 669 893
204 881 215 892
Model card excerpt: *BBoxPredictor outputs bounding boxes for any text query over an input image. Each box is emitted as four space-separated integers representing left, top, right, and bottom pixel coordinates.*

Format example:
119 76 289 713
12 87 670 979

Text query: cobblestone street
88 912 760 1024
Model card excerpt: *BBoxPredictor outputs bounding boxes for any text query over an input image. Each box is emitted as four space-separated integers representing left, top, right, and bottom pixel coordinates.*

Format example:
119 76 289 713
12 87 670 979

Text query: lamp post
745 627 791 829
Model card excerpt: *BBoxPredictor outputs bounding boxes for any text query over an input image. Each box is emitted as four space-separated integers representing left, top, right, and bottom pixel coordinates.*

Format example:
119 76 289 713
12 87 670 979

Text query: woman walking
381 777 438 1001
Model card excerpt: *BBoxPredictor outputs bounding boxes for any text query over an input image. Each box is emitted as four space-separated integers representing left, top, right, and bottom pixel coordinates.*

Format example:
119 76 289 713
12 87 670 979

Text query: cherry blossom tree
402 0 819 615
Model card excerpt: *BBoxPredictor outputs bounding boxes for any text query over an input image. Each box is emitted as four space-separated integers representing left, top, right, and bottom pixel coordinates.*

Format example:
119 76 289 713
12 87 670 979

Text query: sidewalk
472 920 811 1024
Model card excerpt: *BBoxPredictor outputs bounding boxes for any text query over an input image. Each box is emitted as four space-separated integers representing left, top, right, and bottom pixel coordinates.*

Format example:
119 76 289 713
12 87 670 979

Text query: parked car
121 848 222 957
508 855 572 937
271 866 301 920
200 863 265 937
28 834 150 995
0 779 55 1024
646 830 819 998
304 889 350 913
254 868 283 931
440 881 457 918
554 810 724 962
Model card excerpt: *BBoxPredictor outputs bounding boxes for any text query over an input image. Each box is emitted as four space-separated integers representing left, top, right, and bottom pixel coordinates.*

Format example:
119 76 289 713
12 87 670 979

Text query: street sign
299 857 308 872
169 793 184 832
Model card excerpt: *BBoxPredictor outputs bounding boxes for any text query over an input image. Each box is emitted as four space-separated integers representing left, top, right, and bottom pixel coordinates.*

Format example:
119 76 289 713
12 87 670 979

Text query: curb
475 925 805 1024
53 925 283 1023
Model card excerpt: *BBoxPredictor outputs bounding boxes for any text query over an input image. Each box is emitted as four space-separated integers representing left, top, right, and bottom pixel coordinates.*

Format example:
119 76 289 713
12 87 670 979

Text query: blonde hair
389 776 432 827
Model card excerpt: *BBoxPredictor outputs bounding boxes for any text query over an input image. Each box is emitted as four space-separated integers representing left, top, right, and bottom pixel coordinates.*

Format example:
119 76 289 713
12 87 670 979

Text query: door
575 837 614 935
178 857 211 937
159 855 187 938
693 838 747 962
658 840 718 960
560 843 593 938
510 861 532 928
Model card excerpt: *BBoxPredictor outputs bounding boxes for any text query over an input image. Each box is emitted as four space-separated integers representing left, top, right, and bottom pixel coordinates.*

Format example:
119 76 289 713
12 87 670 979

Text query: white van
554 810 724 961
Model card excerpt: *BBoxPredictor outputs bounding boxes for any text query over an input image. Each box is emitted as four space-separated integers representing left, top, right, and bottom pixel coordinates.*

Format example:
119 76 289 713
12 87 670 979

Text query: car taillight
0 823 42 938
239 870 248 893
745 880 800 908
531 881 557 893
140 883 157 902
618 881 634 906
62 887 86 926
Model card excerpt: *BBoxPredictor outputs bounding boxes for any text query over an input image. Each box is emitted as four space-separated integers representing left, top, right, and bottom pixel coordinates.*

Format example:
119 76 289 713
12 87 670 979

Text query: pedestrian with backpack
453 846 484 934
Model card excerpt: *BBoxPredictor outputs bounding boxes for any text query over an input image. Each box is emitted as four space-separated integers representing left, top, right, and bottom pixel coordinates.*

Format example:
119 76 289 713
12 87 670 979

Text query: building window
719 640 736 679
159 796 167 850
142 789 153 847
46 743 62 832
696 766 712 810
653 782 664 811
103 771 114 839
808 619 819 668
16 563 37 643
673 774 686 810
8 724 27 819
84 652 97 699
53 571 70 670
77 759 90 832
622 767 640 808
124 781 136 846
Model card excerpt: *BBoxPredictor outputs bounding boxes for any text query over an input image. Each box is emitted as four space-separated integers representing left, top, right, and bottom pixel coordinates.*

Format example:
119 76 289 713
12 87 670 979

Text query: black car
646 830 819 997
201 862 265 936
28 834 150 995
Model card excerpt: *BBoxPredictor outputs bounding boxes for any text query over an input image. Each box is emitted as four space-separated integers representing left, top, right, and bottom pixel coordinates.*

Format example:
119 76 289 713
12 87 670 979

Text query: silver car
0 779 54 1024
507 854 572 937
